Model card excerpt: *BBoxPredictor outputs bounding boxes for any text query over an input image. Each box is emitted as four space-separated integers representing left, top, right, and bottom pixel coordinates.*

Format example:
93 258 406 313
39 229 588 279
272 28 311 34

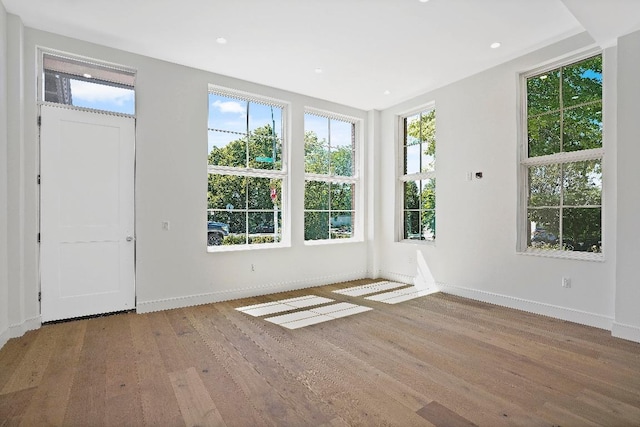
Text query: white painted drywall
378 32 619 330
0 1 10 348
9 26 370 325
614 29 640 342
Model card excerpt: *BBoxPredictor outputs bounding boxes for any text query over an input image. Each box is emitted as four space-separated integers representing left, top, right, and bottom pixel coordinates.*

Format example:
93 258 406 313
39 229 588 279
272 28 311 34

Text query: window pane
527 70 560 116
404 181 420 210
330 146 353 176
209 94 247 133
563 103 602 152
60 78 135 115
405 144 421 175
207 174 246 210
248 129 280 170
305 114 329 143
528 208 560 249
562 56 602 108
331 211 353 239
305 136 330 174
528 112 561 157
224 211 248 244
43 53 136 115
404 211 422 240
208 131 247 168
421 209 436 241
305 211 330 240
562 207 601 252
304 181 329 210
563 160 601 206
528 165 560 207
331 183 353 211
420 178 436 211
248 211 281 244
421 142 435 173
246 177 276 210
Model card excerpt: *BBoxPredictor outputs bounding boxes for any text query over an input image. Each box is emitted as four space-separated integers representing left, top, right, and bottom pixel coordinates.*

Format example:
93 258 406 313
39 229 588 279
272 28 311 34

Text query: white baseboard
612 321 640 343
437 283 614 331
137 270 369 313
0 327 9 351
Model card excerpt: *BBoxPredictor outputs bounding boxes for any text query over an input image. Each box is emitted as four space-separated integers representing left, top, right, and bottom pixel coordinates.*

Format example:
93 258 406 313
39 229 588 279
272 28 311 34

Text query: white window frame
398 103 436 244
303 108 362 244
207 85 289 251
517 49 604 261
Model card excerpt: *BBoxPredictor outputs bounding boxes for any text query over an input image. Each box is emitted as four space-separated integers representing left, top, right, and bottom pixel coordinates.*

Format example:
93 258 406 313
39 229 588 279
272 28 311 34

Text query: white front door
40 105 135 322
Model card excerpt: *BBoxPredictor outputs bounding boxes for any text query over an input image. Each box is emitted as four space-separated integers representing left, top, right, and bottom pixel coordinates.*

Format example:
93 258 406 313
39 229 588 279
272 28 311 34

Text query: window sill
304 237 363 246
519 248 604 262
207 242 289 253
400 239 436 246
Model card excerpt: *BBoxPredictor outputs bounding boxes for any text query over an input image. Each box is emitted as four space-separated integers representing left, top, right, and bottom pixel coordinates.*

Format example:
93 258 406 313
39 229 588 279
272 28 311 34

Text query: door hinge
37 233 41 243
37 174 41 185
37 116 41 126
38 291 41 302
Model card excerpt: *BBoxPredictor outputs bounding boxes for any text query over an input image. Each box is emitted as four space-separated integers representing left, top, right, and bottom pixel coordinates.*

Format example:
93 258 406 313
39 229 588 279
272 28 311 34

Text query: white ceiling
3 0 640 110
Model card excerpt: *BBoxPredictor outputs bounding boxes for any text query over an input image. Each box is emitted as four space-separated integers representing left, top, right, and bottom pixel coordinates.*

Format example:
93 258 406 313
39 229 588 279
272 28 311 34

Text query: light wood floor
2 279 640 426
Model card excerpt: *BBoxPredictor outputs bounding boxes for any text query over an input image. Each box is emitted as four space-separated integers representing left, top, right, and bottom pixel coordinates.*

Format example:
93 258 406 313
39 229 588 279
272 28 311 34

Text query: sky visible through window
68 79 135 115
208 93 283 156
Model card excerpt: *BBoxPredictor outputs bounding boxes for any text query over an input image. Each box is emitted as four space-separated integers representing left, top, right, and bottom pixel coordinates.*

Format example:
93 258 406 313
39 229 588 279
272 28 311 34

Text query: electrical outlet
251 263 255 272
161 221 170 231
562 277 571 288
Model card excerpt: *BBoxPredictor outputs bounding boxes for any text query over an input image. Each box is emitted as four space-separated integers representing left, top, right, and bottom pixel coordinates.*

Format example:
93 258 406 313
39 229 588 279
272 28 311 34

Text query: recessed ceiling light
419 0 429 3
216 37 227 45
490 42 501 49
314 68 323 74
82 73 92 79
383 90 391 95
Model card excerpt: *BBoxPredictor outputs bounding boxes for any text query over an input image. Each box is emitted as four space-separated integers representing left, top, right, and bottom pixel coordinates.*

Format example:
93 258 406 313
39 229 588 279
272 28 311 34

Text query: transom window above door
41 53 136 116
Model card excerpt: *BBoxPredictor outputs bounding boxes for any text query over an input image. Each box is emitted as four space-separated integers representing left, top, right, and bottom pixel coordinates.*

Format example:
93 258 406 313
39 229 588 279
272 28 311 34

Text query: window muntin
304 112 357 241
523 54 602 255
207 91 286 247
400 108 436 242
42 53 135 115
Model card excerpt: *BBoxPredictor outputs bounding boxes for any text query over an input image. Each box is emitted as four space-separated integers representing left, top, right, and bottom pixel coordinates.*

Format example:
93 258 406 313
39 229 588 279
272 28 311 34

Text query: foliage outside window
522 54 603 255
401 108 436 241
207 89 286 247
304 112 357 241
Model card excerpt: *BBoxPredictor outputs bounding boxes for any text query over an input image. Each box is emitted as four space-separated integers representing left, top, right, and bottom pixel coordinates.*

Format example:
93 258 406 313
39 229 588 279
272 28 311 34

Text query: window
207 88 286 247
304 112 358 241
400 107 436 241
521 53 603 256
42 53 135 115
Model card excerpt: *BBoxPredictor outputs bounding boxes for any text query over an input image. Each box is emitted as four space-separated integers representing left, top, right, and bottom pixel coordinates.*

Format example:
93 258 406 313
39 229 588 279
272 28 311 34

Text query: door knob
126 236 134 242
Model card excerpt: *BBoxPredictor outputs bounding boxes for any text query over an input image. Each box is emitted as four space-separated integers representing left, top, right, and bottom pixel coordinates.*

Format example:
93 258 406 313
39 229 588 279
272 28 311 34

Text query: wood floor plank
0 331 39 393
169 366 226 427
17 320 86 426
0 325 61 395
62 317 109 425
129 311 184 426
416 401 478 427
103 313 144 427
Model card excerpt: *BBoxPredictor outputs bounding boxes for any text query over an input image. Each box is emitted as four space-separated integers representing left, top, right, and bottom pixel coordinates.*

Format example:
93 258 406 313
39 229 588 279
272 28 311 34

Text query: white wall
0 1 10 348
5 25 370 328
378 32 620 330
614 29 640 342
